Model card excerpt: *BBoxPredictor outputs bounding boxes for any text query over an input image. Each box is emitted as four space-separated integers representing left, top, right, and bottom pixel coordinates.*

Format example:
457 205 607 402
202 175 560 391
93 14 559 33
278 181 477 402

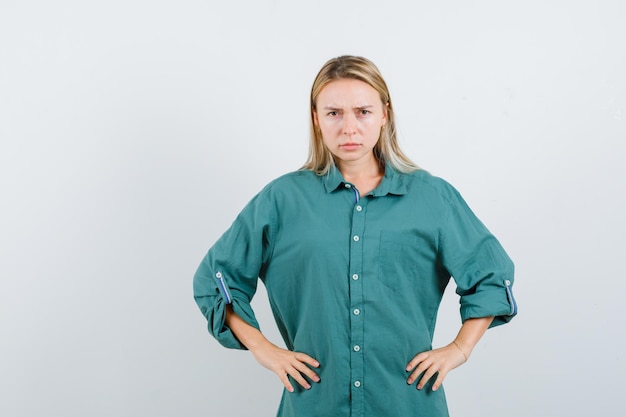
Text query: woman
193 55 517 416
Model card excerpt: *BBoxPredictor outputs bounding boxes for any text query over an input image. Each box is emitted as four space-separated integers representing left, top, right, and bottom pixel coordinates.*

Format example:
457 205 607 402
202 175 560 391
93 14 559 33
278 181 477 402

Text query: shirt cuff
459 279 518 328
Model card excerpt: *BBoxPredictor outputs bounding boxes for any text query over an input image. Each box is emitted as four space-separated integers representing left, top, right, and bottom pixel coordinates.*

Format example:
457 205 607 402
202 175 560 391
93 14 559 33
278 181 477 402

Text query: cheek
319 121 339 136
362 120 381 135
320 130 334 147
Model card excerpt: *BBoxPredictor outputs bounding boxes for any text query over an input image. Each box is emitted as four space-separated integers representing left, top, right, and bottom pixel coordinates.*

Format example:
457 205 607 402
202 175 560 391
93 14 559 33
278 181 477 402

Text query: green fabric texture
193 165 516 417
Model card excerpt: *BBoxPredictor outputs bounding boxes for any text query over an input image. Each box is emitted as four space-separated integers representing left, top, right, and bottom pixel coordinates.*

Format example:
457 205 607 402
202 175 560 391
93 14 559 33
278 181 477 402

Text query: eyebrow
322 105 375 110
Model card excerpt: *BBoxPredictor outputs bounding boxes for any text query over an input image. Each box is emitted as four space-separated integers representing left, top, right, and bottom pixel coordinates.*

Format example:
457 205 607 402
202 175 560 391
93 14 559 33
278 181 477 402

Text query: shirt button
353 235 360 242
505 280 511 286
215 272 222 278
356 205 362 212
352 274 359 281
344 183 351 188
353 308 360 315
353 345 361 352
354 381 361 388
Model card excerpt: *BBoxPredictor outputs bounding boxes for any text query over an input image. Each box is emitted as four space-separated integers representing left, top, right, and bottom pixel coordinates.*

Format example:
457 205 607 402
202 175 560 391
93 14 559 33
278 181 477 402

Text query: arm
404 182 516 391
406 316 494 391
225 305 321 392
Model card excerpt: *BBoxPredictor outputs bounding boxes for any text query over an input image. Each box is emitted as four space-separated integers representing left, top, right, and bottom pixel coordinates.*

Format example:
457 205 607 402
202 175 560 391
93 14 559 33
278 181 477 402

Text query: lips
340 143 361 151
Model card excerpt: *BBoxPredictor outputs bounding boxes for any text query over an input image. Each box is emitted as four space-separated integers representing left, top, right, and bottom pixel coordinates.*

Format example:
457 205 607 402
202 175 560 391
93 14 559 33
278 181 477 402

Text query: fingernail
305 384 311 390
433 386 438 391
314 376 320 382
313 362 320 367
288 387 294 393
406 378 413 384
417 384 422 390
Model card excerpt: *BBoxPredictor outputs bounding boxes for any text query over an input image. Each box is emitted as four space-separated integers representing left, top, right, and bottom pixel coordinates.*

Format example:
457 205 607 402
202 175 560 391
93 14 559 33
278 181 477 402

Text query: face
314 78 387 168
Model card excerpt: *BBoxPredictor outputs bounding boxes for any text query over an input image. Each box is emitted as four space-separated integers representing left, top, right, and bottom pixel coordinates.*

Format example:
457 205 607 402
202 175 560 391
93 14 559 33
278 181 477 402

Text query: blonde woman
194 55 517 417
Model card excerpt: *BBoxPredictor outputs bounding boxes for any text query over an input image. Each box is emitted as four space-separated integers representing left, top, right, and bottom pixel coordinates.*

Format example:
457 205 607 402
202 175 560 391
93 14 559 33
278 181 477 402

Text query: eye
359 109 371 116
327 110 340 117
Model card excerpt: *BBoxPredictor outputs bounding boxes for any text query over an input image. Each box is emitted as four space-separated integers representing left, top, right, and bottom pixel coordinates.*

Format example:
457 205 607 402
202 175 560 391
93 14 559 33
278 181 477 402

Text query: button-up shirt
194 165 516 417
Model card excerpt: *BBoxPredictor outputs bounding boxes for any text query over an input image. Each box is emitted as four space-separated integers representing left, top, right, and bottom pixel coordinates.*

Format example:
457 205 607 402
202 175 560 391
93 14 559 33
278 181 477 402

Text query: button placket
348 197 366 411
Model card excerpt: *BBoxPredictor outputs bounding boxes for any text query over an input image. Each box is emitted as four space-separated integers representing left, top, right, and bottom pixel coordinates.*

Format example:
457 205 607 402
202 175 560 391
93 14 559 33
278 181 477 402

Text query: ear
381 103 388 126
313 111 320 127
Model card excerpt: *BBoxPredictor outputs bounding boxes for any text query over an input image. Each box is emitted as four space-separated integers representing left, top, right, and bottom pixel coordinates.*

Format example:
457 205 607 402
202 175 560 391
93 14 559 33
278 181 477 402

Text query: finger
286 366 312 390
293 360 321 383
407 360 430 384
279 372 295 393
406 352 428 372
431 369 448 392
294 352 320 368
417 367 439 390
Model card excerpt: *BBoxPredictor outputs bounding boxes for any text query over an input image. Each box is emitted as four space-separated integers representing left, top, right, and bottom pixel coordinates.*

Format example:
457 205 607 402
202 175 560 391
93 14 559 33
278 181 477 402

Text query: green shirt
194 165 516 417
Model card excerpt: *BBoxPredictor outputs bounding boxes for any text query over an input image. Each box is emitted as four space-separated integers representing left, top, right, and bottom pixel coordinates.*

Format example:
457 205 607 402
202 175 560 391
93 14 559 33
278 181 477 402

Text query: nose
342 113 357 135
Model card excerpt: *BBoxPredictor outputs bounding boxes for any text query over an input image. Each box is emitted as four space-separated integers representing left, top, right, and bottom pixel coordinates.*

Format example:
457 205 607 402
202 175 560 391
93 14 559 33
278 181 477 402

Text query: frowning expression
314 78 387 167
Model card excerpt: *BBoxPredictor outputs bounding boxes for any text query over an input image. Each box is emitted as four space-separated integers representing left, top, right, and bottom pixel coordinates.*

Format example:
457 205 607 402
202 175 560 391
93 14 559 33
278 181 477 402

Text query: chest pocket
377 230 440 293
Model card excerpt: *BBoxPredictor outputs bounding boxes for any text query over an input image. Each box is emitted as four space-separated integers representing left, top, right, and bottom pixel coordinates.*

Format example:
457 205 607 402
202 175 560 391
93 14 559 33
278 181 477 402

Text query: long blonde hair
302 55 419 175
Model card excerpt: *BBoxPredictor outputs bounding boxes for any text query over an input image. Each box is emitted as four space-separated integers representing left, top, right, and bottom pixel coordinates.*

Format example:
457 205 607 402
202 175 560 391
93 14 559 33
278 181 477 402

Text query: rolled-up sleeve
439 186 517 328
193 188 276 349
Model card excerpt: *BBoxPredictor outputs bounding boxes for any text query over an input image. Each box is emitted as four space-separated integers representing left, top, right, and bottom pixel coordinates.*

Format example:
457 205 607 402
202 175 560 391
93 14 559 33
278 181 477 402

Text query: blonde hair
302 55 419 175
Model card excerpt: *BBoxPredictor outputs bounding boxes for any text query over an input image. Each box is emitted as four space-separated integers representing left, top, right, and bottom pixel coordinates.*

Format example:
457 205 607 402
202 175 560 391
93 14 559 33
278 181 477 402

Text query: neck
337 154 382 182
336 154 384 196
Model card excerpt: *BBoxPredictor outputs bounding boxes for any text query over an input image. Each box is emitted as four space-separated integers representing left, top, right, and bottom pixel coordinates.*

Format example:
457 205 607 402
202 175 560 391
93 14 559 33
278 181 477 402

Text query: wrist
245 332 274 352
451 340 469 362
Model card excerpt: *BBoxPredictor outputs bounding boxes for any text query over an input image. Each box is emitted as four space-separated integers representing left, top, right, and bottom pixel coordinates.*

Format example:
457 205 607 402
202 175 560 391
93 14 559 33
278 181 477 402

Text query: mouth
340 143 361 151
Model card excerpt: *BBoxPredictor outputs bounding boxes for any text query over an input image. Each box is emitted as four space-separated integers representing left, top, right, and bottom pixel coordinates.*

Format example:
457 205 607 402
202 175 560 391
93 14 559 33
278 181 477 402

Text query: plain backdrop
1 1 625 416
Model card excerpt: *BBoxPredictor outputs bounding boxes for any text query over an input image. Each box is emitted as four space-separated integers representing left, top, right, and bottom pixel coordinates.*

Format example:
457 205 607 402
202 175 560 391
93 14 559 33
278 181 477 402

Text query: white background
1 1 625 416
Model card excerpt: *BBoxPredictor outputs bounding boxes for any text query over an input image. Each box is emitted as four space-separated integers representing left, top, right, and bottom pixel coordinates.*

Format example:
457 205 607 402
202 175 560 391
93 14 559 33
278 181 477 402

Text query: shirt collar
322 165 346 193
322 163 409 196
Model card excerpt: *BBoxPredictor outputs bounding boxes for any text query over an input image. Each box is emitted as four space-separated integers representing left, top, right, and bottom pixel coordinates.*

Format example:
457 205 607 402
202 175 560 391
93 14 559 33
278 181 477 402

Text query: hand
250 341 321 393
405 342 467 391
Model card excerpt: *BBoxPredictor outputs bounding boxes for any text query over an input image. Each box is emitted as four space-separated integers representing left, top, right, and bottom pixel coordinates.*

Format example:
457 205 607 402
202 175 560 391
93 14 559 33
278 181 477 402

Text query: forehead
317 78 381 107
